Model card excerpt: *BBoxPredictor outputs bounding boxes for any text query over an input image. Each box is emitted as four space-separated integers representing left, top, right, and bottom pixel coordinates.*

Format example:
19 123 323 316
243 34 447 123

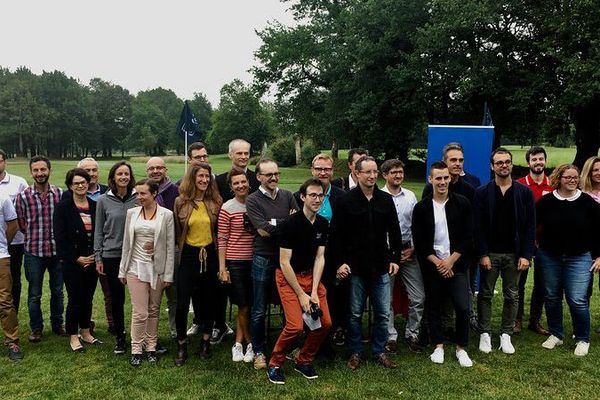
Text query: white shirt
381 185 417 243
259 185 279 200
129 217 157 285
432 199 450 259
0 194 17 258
0 173 28 245
348 174 357 190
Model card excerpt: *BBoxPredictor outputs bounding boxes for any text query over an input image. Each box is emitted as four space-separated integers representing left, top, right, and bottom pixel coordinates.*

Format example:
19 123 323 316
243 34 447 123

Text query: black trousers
176 244 217 340
8 244 24 313
102 257 126 338
422 266 470 348
516 262 545 323
325 279 350 332
62 261 98 335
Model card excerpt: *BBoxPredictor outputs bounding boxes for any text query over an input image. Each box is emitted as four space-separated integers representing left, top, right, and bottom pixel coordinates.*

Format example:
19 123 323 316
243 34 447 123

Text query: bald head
146 157 167 183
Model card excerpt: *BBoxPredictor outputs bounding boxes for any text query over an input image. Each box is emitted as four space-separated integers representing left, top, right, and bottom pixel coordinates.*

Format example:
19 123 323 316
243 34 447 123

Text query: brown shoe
375 353 397 369
405 336 423 353
385 340 397 353
198 338 210 359
513 319 522 335
347 353 361 371
528 321 549 336
174 341 188 366
29 329 43 343
52 325 68 337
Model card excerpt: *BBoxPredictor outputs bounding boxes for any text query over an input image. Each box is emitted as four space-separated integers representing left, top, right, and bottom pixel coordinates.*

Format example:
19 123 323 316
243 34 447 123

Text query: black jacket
216 168 260 203
330 185 402 276
421 176 476 204
412 193 473 272
473 180 536 260
54 194 96 263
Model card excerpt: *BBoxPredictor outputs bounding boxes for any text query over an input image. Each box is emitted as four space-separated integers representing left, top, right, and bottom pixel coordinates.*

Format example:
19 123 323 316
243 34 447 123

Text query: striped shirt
15 184 63 257
217 198 253 261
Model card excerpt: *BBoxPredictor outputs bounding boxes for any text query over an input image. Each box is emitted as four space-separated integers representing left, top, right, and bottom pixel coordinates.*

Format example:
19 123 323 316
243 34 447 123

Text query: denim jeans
250 254 277 355
538 250 592 342
23 253 64 331
348 272 390 357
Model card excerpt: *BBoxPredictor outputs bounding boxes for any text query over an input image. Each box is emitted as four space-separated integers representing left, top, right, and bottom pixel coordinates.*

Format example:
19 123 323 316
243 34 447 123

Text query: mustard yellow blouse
185 201 213 247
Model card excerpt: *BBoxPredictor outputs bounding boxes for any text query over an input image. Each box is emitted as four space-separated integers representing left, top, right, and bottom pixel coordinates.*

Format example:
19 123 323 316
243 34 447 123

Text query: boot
174 341 188 366
198 338 210 359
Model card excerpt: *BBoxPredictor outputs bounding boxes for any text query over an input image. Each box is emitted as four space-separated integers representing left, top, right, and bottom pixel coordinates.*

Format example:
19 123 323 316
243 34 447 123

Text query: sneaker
267 367 285 384
232 343 244 362
155 341 168 355
243 343 254 363
186 323 200 337
7 343 24 362
385 340 397 353
285 347 300 361
430 347 444 364
499 333 515 354
294 363 319 379
114 336 126 355
456 349 473 367
479 333 492 353
210 325 230 345
254 352 267 370
130 353 142 367
574 341 590 356
542 335 563 350
147 351 158 363
332 328 345 346
28 329 43 343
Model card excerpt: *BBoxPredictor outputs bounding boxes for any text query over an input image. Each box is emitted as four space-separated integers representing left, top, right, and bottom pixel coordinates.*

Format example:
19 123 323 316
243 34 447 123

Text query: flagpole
184 127 188 172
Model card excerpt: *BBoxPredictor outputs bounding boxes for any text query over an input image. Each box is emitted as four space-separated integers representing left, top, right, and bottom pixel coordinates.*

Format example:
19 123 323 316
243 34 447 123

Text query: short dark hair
442 142 464 158
299 177 325 196
227 167 247 186
0 149 7 161
355 155 377 172
525 146 547 163
255 158 277 175
65 168 91 188
187 142 206 159
380 159 405 175
107 161 136 194
135 178 159 195
29 155 51 170
347 148 368 164
490 147 513 163
429 161 448 176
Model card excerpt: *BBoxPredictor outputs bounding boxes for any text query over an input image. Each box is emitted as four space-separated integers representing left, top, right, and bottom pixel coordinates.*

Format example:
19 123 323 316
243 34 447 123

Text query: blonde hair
311 153 334 167
549 164 579 190
580 156 600 193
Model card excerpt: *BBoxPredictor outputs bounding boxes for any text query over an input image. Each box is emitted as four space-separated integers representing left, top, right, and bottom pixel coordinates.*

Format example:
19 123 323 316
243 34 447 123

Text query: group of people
0 141 599 385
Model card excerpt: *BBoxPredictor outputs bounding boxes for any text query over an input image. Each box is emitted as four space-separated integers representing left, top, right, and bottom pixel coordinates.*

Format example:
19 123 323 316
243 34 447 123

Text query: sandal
79 335 103 346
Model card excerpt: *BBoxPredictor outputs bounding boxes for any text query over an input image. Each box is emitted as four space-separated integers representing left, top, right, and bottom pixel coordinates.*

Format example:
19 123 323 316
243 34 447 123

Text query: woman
54 168 100 352
537 164 600 356
580 156 600 202
94 161 137 355
217 168 254 363
118 179 175 367
174 162 222 366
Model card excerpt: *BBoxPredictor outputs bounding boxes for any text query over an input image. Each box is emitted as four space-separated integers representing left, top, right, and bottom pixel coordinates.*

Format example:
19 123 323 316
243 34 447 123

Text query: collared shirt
259 185 279 200
517 174 552 202
0 194 17 258
87 186 102 201
317 184 333 222
0 172 28 245
279 211 328 273
381 185 417 243
15 184 63 257
348 174 357 190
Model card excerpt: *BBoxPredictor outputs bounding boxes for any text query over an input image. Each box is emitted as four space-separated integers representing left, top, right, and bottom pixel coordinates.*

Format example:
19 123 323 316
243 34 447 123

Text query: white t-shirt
0 193 18 258
129 217 157 284
0 173 28 245
432 199 450 260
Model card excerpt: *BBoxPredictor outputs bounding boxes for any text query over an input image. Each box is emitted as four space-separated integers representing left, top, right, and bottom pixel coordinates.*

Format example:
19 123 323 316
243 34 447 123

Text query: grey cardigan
118 205 175 286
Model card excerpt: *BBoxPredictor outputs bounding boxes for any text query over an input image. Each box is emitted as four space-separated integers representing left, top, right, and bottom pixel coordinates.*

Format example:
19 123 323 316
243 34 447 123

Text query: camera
309 302 323 321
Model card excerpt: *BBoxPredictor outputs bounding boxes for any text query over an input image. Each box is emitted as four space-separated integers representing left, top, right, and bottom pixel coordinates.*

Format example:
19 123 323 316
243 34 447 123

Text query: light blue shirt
317 184 333 222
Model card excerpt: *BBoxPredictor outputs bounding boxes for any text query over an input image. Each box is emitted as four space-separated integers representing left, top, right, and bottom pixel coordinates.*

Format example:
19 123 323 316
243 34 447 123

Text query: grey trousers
388 258 425 341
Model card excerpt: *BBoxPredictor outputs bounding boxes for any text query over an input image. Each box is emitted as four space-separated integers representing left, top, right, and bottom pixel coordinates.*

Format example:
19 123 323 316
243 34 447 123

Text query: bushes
267 136 320 167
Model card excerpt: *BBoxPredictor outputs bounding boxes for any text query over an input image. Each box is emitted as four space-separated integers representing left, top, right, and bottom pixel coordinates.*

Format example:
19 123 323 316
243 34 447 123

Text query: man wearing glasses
246 159 298 370
473 147 536 355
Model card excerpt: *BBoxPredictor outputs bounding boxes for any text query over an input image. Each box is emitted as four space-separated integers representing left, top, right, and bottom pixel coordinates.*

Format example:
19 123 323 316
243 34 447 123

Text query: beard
34 175 49 184
529 165 544 175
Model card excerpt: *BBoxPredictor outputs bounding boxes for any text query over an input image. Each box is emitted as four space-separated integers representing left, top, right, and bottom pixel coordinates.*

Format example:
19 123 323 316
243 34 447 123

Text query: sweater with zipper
94 189 138 262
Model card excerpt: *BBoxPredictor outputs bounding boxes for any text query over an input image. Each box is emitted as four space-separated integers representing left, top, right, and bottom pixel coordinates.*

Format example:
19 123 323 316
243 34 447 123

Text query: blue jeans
250 254 277 354
23 253 64 331
539 250 592 342
348 272 390 356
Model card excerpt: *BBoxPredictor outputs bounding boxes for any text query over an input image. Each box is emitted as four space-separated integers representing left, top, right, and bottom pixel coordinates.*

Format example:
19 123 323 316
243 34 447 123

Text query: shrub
267 136 296 167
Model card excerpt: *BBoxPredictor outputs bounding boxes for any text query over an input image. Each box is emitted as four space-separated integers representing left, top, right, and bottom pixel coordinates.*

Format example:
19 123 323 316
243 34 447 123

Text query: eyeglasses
386 170 404 176
260 172 280 179
147 166 165 171
361 170 379 176
192 155 209 161
72 181 88 187
312 167 333 173
306 193 325 199
561 175 579 181
493 160 512 167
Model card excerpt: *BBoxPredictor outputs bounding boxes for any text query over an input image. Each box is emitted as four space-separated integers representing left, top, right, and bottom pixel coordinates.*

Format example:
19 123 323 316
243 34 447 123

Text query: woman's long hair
580 156 600 193
179 162 222 218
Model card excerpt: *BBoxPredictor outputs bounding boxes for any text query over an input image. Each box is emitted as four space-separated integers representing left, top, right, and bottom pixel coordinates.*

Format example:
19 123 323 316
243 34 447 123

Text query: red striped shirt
217 199 253 261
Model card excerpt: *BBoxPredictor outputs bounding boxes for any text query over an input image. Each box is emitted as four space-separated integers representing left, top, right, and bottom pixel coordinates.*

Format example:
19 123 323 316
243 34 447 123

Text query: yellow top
185 201 213 247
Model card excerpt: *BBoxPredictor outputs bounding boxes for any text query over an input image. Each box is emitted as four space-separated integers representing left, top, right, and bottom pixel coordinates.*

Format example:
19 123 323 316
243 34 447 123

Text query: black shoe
332 328 345 346
114 336 126 355
175 341 188 366
210 324 232 345
8 343 24 361
294 363 318 379
147 351 158 363
130 353 142 367
198 338 211 359
89 320 96 336
156 341 168 355
108 325 116 336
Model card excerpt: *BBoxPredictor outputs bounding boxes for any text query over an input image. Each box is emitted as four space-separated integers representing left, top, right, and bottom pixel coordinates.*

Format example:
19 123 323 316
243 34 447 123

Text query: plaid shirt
15 184 63 257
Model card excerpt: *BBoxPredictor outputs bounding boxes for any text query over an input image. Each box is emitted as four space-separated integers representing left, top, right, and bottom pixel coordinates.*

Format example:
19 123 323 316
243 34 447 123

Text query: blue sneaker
267 367 286 384
294 363 319 379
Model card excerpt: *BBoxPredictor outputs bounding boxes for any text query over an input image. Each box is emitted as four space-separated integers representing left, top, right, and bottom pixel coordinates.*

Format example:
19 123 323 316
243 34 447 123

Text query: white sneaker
499 333 515 354
542 335 563 349
430 347 444 364
574 341 589 356
243 343 255 363
456 349 473 367
232 342 244 362
479 333 492 353
186 323 200 337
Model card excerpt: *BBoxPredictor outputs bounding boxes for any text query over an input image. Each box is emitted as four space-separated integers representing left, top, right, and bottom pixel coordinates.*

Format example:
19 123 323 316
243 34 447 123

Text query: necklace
142 205 157 220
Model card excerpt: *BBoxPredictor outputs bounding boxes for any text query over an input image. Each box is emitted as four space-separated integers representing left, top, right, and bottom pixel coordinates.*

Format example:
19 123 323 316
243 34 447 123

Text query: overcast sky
0 0 293 106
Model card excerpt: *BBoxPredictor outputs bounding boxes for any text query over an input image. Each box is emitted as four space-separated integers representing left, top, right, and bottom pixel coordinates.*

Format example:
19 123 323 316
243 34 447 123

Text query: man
474 147 535 355
77 157 108 201
380 159 425 353
266 178 332 384
330 156 401 370
15 155 64 342
246 159 298 370
333 148 368 191
0 192 24 361
515 146 551 335
0 150 28 313
412 161 474 367
146 156 179 346
175 142 210 186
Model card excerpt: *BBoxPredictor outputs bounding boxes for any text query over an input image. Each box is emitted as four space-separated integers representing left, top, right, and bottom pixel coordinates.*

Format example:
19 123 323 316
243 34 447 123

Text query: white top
432 199 450 259
129 217 158 284
0 173 28 245
553 189 582 201
381 185 417 243
348 174 357 190
0 194 17 258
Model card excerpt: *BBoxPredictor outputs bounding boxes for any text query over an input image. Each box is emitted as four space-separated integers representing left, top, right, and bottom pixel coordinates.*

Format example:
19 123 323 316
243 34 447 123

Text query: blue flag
176 100 202 141
482 101 494 126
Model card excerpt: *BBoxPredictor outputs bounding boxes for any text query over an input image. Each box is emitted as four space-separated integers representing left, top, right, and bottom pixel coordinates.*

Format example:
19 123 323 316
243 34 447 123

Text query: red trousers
269 269 332 367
